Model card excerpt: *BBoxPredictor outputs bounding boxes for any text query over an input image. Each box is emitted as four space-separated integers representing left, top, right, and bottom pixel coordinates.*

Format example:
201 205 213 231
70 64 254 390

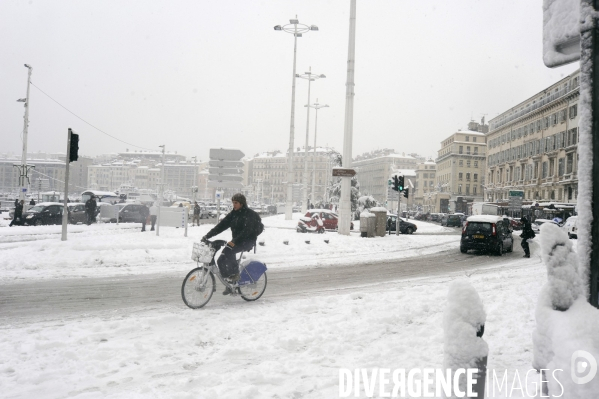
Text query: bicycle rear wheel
181 267 215 309
238 272 267 301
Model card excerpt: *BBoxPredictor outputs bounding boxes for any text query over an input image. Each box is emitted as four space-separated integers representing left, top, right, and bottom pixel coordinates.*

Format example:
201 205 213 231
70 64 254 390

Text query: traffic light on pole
69 130 79 163
403 188 409 198
392 176 399 191
398 176 404 192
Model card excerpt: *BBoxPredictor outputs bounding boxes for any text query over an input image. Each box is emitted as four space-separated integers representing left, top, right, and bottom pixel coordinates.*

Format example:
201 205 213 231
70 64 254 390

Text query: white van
563 216 578 239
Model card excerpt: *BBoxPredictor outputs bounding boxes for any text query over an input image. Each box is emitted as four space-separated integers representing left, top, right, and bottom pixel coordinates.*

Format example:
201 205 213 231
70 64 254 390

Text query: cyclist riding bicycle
202 193 263 295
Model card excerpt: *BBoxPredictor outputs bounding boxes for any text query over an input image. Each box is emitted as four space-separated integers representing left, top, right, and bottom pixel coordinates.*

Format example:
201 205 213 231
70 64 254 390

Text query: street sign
209 148 245 161
209 160 244 168
508 190 524 211
207 181 243 189
208 175 243 182
543 0 580 68
332 168 356 177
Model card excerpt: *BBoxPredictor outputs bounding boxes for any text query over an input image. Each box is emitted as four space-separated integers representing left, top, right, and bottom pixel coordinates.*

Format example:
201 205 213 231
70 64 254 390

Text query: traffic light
392 176 399 191
403 188 409 198
69 130 79 163
398 176 404 191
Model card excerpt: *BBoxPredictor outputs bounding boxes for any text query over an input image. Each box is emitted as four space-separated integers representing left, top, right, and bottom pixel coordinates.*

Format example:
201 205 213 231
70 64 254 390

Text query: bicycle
181 239 268 309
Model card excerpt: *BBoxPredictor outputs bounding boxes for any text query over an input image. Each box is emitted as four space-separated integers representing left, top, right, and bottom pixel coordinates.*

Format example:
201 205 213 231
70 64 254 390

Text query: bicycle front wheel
181 267 215 309
238 272 267 302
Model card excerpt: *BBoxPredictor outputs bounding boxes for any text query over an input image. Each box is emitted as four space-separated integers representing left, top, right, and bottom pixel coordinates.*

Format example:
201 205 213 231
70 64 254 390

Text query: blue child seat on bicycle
239 261 267 286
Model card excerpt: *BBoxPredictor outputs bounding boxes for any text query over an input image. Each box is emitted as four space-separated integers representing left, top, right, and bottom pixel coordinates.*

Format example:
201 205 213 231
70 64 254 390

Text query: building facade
486 70 579 203
413 160 437 209
353 151 418 205
435 127 487 213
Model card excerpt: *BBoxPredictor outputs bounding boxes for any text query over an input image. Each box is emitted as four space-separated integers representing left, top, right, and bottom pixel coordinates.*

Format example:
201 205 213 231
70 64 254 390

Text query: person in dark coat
140 203 150 232
202 193 262 295
29 199 36 206
10 200 24 227
193 202 201 226
520 216 535 258
85 196 97 225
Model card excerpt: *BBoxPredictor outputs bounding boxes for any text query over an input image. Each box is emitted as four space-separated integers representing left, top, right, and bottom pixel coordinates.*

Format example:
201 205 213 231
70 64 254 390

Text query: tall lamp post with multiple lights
274 17 319 220
305 99 329 206
15 64 33 201
296 68 326 212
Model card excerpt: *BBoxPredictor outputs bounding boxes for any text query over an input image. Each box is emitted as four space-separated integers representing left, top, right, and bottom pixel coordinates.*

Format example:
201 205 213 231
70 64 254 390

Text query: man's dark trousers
217 241 255 278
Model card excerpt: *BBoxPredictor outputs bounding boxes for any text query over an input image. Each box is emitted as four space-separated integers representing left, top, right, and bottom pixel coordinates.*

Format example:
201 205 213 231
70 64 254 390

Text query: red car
297 209 354 232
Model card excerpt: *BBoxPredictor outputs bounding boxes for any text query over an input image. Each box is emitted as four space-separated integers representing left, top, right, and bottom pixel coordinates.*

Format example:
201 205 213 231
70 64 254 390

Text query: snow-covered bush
443 280 488 398
532 223 599 397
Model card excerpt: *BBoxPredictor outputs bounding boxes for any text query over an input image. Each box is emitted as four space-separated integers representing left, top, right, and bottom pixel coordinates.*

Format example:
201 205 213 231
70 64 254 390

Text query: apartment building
248 147 335 204
435 126 487 213
486 70 579 203
413 160 437 209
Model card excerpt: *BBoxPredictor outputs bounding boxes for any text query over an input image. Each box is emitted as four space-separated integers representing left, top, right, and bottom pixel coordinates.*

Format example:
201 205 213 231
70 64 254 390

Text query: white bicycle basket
192 242 216 263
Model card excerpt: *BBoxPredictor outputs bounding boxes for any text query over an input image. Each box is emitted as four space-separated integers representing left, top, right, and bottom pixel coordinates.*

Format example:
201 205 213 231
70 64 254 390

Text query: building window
467 146 471 155
458 172 463 181
423 173 428 178
459 146 463 154
473 185 477 195
466 136 470 142
474 161 478 168
466 173 471 181
542 161 548 178
466 160 471 168
567 154 574 174
558 158 565 176
474 173 478 182
466 184 470 195
459 160 463 166
458 184 462 194
473 137 477 142
569 104 578 119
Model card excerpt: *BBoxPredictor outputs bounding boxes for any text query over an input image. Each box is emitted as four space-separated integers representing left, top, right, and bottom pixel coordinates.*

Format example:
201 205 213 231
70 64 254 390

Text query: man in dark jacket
140 203 150 232
29 199 36 206
202 193 262 295
193 202 201 226
10 200 24 227
520 217 535 258
85 196 97 225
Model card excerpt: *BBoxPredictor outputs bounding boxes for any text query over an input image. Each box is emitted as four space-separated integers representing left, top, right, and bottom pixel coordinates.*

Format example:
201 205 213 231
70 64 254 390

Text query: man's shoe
222 286 233 295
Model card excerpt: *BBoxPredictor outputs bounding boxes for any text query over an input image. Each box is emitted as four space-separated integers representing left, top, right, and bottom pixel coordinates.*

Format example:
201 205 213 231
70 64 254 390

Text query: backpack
250 210 264 238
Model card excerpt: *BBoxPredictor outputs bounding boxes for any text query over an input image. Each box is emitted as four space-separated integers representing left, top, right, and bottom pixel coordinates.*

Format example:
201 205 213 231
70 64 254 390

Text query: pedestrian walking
193 201 201 226
140 203 150 232
520 216 535 258
9 200 24 227
150 202 158 231
85 196 97 225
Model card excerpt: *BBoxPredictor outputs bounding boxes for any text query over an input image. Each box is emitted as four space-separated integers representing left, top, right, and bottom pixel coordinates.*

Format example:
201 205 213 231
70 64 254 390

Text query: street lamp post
191 156 198 204
297 68 326 213
15 64 33 201
305 99 329 206
274 17 319 220
156 145 165 236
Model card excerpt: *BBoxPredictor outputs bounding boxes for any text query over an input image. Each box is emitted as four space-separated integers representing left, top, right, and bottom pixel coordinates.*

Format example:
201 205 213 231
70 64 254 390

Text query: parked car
441 214 463 227
67 203 87 224
562 216 578 239
22 203 64 226
386 215 417 234
118 204 147 223
298 209 354 231
531 218 559 234
460 215 514 255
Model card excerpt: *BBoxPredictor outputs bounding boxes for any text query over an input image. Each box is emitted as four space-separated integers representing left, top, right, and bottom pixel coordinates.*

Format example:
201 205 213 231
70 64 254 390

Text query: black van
460 215 513 255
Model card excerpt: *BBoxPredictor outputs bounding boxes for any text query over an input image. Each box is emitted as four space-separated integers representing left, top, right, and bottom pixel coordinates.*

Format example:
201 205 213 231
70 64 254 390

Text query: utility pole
156 145 165 236
15 64 34 201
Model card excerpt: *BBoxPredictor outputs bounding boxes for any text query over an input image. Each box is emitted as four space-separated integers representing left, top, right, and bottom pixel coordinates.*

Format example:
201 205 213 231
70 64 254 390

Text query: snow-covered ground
0 213 458 283
2 213 578 398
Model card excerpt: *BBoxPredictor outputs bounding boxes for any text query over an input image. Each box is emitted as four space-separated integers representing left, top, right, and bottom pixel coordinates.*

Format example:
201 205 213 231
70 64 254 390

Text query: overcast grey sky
1 0 579 162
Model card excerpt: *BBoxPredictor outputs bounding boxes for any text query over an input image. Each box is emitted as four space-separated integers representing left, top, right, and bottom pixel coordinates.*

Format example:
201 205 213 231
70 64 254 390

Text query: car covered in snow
562 216 578 239
460 215 514 255
297 209 353 232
